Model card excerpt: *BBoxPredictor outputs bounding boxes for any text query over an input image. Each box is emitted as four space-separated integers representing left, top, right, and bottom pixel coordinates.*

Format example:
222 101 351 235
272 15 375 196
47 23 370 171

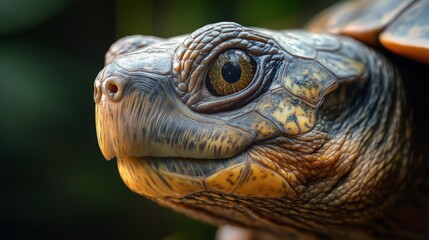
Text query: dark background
0 0 338 239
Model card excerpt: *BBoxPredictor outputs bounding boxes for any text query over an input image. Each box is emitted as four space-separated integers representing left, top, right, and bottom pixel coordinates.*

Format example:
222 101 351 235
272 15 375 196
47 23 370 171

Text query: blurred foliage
0 0 337 239
0 0 72 35
116 0 339 37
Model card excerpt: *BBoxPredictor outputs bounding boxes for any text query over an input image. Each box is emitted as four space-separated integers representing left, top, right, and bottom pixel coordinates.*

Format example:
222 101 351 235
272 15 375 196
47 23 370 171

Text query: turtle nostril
108 83 119 94
103 78 125 102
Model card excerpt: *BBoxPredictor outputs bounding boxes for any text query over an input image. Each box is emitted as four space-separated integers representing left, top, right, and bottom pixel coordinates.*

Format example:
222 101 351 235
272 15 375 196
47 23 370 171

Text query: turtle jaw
116 156 237 198
116 150 293 199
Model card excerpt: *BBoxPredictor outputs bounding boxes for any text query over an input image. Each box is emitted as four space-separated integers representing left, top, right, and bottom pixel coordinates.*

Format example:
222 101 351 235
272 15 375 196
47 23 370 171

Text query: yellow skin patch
256 90 316 135
205 162 289 198
118 157 204 198
205 163 246 194
234 163 290 198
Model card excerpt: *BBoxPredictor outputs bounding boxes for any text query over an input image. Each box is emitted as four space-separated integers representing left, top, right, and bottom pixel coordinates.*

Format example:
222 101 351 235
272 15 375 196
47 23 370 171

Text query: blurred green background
0 0 338 239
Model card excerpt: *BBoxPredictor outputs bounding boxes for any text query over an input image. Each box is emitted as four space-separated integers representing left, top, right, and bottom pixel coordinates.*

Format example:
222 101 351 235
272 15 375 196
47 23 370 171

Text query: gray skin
94 22 429 239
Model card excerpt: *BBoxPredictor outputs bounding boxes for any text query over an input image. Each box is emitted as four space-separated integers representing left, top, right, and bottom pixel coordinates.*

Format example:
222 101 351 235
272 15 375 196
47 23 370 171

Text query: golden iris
206 49 255 96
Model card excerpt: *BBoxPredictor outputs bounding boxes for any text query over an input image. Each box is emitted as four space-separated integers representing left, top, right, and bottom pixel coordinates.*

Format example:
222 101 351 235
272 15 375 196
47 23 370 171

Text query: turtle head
94 22 412 235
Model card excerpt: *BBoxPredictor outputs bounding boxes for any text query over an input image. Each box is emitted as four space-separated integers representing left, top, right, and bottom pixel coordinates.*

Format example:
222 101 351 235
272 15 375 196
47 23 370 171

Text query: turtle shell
306 0 429 64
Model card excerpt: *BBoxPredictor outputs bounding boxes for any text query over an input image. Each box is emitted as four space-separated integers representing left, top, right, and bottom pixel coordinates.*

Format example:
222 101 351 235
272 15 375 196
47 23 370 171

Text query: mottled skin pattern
94 5 429 239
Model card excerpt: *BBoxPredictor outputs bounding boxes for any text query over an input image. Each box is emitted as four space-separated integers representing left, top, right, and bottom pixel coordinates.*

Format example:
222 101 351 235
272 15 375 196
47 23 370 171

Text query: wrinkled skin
94 22 428 239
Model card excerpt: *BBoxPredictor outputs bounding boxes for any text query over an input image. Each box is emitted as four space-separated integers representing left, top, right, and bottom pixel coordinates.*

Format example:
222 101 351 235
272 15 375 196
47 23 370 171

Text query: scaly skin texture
94 22 428 239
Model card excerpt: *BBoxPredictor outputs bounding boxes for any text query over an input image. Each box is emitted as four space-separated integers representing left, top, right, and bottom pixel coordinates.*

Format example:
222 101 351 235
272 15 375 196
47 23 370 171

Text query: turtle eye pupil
221 61 241 84
206 49 255 96
108 83 119 94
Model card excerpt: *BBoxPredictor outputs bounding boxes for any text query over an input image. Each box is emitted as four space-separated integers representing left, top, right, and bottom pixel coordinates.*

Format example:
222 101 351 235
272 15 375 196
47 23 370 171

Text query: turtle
93 0 429 239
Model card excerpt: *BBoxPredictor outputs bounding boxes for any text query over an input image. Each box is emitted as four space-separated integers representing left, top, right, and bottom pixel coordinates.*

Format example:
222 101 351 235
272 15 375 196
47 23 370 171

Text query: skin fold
94 22 428 239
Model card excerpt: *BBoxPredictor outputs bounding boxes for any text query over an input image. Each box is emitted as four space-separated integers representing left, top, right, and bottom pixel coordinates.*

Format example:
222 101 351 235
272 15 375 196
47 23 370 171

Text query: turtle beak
94 50 254 161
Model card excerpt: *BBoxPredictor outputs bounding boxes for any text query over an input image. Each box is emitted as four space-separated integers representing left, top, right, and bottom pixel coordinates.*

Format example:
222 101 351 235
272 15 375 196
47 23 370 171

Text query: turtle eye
206 49 256 96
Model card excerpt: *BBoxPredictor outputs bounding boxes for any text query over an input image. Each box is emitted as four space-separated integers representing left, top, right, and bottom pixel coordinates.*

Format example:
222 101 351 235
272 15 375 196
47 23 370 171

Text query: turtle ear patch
282 59 338 107
257 46 366 136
